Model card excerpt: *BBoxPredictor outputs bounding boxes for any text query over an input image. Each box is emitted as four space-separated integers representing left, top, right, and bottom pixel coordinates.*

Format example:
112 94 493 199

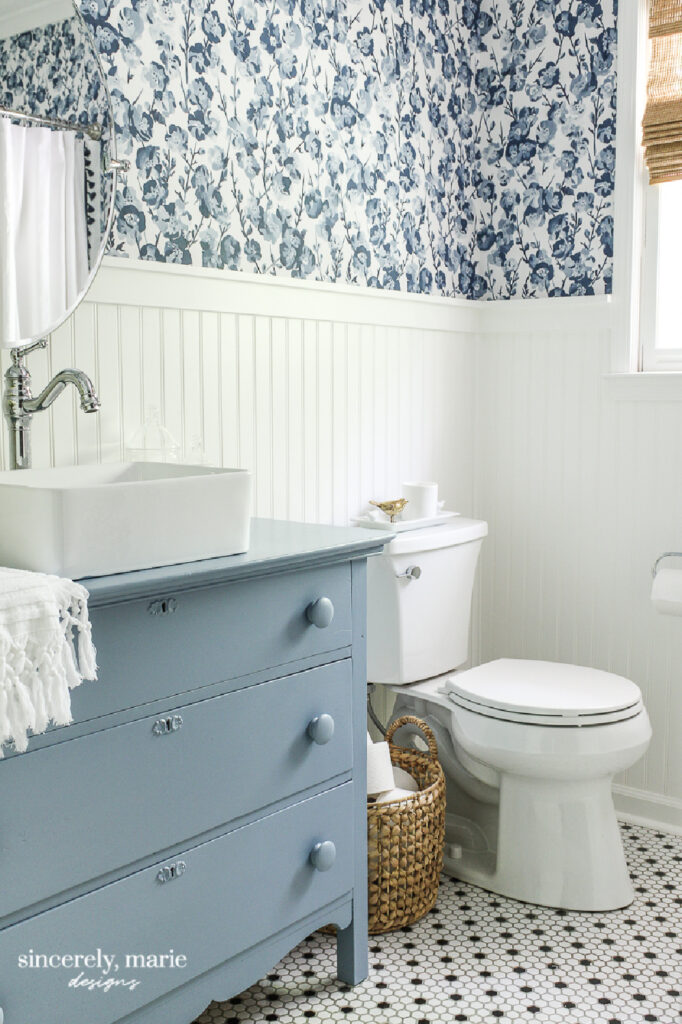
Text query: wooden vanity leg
336 560 369 987
336 905 368 985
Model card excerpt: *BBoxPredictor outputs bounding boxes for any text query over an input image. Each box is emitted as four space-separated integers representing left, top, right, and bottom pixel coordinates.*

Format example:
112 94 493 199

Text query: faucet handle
11 339 48 365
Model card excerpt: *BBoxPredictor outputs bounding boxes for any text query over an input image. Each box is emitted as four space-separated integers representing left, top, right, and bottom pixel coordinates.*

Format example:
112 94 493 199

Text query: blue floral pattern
464 0 618 297
0 17 110 147
6 1 618 299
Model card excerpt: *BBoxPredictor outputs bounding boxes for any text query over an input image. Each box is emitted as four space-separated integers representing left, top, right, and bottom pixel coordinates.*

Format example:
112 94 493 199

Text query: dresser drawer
0 660 352 921
0 784 353 1024
71 562 352 724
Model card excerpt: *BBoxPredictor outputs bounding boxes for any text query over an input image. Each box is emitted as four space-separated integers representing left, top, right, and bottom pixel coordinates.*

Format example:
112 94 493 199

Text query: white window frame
612 0 682 375
610 0 648 374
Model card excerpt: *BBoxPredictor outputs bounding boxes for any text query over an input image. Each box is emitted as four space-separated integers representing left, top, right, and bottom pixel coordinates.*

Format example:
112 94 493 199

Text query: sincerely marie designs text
17 947 188 993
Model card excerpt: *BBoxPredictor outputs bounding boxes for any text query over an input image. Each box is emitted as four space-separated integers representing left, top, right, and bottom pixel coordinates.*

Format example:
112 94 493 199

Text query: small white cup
402 481 438 520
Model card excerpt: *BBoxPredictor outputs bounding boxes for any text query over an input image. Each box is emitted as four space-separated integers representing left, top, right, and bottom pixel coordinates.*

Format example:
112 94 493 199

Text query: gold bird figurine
370 498 409 522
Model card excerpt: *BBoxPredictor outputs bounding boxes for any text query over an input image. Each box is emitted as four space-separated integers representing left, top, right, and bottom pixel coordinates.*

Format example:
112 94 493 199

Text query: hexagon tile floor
194 824 681 1024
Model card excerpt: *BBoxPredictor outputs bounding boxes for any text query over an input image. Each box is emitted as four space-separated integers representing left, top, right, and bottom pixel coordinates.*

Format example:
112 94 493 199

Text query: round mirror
0 2 119 349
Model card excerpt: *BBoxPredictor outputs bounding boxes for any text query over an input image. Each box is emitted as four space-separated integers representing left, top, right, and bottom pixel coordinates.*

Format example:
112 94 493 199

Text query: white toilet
367 518 652 912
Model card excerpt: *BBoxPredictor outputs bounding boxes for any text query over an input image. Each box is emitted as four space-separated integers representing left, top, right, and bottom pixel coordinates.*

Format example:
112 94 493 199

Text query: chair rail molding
91 258 478 335
92 257 616 338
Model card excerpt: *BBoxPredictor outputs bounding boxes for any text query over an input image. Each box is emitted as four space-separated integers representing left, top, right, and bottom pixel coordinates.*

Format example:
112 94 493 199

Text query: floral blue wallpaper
466 0 618 298
0 16 110 146
6 1 619 299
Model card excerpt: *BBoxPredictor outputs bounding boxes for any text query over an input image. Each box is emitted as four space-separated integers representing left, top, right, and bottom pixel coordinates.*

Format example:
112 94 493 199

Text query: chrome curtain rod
0 105 103 141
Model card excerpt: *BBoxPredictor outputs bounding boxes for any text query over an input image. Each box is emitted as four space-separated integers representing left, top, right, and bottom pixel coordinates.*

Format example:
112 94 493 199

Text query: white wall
0 259 477 527
4 261 680 831
474 300 682 832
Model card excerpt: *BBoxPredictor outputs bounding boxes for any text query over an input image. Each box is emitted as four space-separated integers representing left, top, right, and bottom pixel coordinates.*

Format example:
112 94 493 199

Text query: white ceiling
0 0 73 40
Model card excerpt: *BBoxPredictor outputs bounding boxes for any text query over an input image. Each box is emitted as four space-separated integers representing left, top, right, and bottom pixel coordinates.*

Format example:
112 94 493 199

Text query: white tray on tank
351 510 460 532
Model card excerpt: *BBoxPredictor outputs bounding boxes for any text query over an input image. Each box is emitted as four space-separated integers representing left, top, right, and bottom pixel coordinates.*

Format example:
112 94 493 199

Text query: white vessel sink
0 463 252 578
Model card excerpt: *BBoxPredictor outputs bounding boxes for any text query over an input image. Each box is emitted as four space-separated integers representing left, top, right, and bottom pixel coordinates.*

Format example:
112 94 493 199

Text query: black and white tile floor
195 824 681 1024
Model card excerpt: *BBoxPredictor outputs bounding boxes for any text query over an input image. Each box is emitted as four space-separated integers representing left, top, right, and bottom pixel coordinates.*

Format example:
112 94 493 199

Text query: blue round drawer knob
306 597 334 629
307 713 335 745
310 840 336 872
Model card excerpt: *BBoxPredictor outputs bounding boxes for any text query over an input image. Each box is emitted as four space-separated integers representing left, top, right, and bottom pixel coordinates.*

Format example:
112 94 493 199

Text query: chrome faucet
3 339 100 470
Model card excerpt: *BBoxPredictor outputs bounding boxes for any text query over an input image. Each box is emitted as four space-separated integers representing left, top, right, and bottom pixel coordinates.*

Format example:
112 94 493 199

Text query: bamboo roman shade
643 0 682 183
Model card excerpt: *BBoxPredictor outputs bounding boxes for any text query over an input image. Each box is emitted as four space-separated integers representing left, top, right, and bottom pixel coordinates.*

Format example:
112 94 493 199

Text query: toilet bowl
367 519 652 911
390 662 651 911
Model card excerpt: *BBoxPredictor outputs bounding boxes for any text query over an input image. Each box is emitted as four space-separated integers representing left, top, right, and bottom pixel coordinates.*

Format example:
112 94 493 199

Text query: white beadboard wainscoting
3 257 680 832
474 317 682 833
0 258 477 528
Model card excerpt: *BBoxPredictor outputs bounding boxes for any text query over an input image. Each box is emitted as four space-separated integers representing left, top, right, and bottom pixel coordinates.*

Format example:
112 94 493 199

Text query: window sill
603 371 682 401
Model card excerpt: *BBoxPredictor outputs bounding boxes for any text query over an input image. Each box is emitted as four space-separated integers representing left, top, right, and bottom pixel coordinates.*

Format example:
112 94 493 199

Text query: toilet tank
367 518 488 685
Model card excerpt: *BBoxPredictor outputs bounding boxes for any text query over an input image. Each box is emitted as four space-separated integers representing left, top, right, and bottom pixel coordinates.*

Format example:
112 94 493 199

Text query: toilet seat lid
446 659 643 725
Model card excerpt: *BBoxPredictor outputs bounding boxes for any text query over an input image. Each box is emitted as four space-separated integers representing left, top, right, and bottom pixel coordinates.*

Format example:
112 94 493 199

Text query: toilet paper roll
651 568 682 616
375 787 415 804
392 766 419 792
367 741 395 795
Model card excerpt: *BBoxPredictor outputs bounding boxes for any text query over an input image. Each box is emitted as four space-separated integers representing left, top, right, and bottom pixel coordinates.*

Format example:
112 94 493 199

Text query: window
641 180 682 369
640 0 682 370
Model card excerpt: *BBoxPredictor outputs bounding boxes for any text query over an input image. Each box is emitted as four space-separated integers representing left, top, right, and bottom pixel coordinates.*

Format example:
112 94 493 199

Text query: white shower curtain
0 118 89 349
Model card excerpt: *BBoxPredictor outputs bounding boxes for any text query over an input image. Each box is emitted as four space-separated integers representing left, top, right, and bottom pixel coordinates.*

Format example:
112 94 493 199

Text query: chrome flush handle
396 565 422 581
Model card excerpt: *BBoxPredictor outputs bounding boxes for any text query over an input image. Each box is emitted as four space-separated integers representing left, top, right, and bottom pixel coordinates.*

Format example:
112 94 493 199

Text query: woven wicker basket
367 715 446 935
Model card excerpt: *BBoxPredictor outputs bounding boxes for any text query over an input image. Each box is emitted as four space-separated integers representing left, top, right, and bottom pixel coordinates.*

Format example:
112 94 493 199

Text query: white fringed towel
0 567 97 755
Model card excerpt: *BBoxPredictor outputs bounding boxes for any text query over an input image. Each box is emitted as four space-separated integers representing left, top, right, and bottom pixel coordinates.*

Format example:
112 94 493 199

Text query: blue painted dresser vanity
0 519 387 1024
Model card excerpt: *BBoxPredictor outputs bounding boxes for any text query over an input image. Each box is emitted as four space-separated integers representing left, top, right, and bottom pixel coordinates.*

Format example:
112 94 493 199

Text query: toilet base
443 774 634 912
389 674 650 913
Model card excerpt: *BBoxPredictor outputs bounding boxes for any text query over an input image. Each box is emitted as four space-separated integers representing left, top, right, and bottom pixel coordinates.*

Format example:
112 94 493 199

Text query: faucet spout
23 369 100 416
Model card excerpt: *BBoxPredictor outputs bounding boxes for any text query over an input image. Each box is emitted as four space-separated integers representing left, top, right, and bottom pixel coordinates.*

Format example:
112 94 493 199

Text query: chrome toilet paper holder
652 551 682 578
